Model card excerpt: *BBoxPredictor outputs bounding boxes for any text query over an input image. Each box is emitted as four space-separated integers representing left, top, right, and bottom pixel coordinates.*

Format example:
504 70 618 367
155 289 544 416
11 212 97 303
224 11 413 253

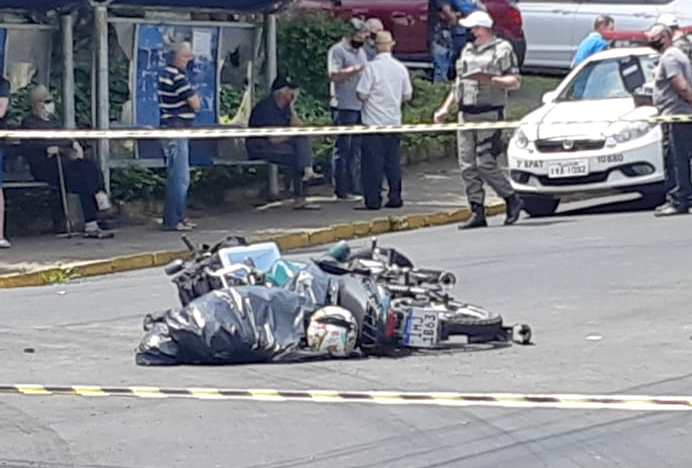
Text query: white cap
657 13 678 28
459 10 494 29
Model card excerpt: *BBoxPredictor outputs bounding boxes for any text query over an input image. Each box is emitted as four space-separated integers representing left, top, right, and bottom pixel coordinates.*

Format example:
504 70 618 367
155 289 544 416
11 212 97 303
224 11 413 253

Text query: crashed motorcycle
313 238 532 350
135 236 531 366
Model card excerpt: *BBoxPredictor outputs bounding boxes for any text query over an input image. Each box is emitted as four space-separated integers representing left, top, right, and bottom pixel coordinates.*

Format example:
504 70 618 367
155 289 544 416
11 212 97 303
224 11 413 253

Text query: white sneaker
0 238 11 248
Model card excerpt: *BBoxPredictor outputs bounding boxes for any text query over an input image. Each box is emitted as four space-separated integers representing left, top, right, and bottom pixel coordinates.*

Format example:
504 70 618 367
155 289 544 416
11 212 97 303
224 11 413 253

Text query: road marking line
3 385 692 411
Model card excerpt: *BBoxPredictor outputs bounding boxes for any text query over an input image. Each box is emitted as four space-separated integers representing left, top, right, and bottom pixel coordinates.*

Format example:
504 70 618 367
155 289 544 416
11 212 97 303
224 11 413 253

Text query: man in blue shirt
571 15 615 68
429 0 481 82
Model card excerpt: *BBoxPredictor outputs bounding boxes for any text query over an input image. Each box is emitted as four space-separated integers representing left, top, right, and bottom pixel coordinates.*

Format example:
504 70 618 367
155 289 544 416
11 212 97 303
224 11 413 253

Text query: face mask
648 38 665 51
44 101 55 116
351 39 364 49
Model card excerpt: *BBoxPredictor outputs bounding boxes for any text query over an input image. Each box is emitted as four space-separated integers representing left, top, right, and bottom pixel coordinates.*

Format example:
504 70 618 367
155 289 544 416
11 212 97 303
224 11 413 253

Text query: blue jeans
432 42 452 83
332 109 361 197
162 138 190 228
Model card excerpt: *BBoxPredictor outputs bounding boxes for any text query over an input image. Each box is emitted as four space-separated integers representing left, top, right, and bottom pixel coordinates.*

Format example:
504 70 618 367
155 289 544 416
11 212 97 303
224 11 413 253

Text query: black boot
459 203 487 229
504 194 524 225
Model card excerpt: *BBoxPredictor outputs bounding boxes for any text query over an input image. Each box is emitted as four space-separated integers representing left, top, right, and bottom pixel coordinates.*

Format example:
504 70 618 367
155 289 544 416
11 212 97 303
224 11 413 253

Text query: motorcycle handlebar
181 235 196 254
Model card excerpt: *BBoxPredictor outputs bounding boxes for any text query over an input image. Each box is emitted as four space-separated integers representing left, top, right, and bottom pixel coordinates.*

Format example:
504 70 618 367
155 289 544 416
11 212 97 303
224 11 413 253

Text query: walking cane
55 150 75 239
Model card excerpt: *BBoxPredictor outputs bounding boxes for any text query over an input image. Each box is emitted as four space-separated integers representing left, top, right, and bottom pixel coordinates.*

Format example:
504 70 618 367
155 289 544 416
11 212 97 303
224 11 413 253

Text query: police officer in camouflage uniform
434 10 524 229
657 13 692 63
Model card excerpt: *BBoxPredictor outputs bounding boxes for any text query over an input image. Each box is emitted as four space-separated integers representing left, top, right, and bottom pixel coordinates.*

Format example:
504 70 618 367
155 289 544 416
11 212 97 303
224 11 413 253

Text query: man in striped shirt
158 41 201 231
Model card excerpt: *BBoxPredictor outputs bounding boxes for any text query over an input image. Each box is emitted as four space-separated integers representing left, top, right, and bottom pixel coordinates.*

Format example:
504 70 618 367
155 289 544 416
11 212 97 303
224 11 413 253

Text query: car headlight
513 128 529 149
605 121 655 145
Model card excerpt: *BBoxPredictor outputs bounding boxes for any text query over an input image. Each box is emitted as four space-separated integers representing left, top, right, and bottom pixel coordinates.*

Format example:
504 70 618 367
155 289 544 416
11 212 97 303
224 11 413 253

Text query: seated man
245 76 322 210
20 85 114 239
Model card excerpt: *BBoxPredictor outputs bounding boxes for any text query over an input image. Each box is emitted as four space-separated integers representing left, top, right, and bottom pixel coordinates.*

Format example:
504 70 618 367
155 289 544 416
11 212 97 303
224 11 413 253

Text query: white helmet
306 306 358 357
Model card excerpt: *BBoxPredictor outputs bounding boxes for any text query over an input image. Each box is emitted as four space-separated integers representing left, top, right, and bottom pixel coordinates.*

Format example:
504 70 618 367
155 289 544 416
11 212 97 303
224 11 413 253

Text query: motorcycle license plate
402 308 440 348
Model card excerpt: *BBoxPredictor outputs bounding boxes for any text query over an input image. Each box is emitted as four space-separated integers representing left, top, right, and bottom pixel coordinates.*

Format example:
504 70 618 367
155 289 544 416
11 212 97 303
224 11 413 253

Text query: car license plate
547 159 589 178
402 307 440 348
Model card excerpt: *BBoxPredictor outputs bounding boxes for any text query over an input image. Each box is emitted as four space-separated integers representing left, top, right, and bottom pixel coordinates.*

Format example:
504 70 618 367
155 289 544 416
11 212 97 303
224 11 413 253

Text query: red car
291 0 526 68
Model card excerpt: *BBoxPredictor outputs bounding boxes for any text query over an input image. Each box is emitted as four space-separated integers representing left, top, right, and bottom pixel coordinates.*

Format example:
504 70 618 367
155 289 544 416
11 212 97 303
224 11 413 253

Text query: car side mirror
542 90 557 104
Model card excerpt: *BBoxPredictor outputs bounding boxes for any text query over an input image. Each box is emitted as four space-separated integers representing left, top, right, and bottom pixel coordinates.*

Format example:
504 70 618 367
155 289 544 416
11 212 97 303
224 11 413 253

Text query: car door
518 0 580 69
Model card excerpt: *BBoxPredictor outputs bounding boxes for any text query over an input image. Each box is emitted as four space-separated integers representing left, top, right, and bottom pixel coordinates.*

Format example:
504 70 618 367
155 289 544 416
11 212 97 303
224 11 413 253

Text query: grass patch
40 268 81 285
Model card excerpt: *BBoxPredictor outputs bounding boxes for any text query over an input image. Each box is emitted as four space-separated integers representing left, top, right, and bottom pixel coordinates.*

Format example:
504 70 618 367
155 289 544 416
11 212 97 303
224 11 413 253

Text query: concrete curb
0 202 507 289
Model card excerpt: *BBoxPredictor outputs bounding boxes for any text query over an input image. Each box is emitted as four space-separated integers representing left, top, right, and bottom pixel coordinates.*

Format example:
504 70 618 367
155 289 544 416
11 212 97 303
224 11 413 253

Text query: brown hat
375 31 395 45
29 84 51 104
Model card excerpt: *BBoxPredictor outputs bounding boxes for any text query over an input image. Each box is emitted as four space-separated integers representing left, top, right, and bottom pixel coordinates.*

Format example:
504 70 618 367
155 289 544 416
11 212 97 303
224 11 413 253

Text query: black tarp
136 264 340 366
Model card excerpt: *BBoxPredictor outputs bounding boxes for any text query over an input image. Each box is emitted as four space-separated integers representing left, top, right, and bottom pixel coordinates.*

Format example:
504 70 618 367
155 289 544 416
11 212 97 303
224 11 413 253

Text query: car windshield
557 55 657 101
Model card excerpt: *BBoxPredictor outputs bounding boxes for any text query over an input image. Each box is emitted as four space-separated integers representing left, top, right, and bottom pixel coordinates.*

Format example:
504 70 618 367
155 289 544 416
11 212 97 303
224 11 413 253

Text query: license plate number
547 159 589 178
402 308 440 348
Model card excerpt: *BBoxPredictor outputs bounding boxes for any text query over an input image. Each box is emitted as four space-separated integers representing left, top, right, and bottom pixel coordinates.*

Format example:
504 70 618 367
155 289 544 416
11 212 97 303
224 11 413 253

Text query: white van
519 0 692 71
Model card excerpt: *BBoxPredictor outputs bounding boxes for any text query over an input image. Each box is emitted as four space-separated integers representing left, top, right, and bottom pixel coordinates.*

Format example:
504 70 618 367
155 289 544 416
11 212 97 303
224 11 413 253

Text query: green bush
401 75 456 162
110 166 166 203
277 13 349 102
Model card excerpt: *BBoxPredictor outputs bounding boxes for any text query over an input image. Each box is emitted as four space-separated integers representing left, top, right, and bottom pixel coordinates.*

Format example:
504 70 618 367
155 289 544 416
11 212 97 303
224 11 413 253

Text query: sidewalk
0 158 506 285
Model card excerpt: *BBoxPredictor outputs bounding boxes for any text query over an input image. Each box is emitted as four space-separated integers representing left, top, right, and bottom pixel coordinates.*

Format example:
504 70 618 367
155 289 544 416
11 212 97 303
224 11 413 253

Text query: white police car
507 46 664 216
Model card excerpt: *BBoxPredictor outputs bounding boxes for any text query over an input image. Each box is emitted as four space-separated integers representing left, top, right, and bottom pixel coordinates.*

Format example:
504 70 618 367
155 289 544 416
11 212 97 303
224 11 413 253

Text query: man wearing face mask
364 18 384 61
656 14 692 63
645 23 692 217
327 18 369 201
433 10 524 229
20 85 114 238
246 76 322 210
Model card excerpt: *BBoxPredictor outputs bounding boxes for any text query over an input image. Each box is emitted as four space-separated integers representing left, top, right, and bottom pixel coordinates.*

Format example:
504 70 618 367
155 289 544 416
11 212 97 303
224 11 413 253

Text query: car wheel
519 194 560 217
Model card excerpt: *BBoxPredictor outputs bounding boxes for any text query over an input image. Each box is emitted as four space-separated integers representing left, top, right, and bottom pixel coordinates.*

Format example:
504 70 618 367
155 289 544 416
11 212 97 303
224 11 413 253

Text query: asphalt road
1 203 691 468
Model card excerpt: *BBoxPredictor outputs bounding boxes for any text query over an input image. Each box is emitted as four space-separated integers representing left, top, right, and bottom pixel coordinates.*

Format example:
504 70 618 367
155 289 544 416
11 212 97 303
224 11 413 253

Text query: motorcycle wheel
440 302 504 337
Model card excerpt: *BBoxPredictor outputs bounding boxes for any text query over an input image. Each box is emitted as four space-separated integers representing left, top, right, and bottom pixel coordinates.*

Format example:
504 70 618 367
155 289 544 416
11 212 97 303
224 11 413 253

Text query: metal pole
61 14 76 130
265 14 279 198
95 5 110 194
250 23 263 108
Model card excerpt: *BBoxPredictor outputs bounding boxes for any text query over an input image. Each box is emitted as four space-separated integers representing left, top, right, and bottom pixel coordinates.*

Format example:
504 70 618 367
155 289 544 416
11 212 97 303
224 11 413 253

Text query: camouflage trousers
457 110 514 205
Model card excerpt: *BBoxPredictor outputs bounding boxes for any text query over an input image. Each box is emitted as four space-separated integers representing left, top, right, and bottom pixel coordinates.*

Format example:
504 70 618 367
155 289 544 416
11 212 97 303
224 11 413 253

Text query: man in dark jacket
21 85 114 238
246 76 322 210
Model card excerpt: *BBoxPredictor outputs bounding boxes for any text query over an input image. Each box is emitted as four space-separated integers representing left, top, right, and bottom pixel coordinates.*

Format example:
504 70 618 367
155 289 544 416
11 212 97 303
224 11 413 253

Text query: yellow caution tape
2 385 692 411
0 112 690 140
